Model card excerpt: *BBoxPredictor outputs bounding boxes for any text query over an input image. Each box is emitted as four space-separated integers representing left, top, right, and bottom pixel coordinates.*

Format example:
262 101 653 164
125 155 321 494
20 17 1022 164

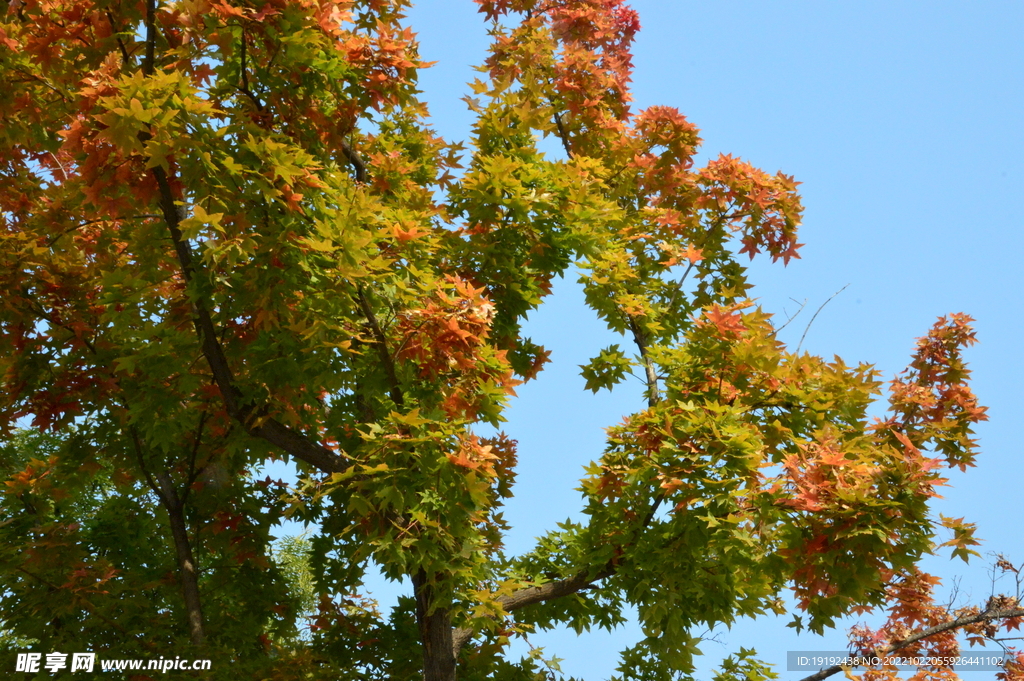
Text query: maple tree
0 0 1020 680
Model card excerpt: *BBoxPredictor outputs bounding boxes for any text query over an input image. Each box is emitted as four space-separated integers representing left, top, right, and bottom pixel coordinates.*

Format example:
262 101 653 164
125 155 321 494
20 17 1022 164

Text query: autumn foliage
0 0 1017 680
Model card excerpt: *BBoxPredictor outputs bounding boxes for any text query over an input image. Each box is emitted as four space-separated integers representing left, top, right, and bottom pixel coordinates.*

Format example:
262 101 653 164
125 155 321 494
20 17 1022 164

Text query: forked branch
149 165 346 474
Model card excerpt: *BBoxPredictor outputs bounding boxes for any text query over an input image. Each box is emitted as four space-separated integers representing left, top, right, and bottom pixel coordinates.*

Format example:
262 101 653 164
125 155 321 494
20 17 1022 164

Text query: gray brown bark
414 571 457 681
155 471 205 646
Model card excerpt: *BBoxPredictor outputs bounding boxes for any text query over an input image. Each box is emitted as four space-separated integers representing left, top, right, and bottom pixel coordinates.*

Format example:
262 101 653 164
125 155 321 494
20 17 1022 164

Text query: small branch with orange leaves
797 604 1024 681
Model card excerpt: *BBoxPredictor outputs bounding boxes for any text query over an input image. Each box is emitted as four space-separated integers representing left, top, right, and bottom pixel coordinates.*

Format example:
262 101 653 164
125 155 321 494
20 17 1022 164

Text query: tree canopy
0 1 1020 680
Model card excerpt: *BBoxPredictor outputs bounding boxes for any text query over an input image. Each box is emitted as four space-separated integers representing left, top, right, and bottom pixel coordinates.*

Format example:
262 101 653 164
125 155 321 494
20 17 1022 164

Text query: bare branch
775 297 808 334
795 284 849 354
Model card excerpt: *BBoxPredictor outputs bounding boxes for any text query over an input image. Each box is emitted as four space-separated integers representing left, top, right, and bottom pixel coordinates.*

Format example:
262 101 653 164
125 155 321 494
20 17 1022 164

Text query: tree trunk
413 570 456 681
156 471 206 646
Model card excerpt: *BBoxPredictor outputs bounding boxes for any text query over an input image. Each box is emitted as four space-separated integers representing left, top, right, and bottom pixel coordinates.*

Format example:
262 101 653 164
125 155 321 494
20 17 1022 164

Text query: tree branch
237 28 267 115
154 470 206 646
627 316 659 408
341 139 367 183
46 214 163 248
797 606 1024 681
104 10 133 67
552 110 574 160
140 6 339 474
181 409 208 503
356 284 404 409
451 470 667 655
149 165 347 474
143 0 156 77
795 284 848 355
664 213 729 316
451 564 615 655
128 425 206 645
775 297 808 334
143 4 333 476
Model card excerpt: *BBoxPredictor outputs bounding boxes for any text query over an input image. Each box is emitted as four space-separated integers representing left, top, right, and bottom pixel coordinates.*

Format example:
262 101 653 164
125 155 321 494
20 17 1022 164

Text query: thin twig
775 297 808 333
129 425 165 507
795 284 849 354
46 152 67 182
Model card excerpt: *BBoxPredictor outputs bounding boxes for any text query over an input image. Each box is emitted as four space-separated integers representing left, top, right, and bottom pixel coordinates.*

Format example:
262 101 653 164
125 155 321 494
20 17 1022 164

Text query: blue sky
395 1 1024 678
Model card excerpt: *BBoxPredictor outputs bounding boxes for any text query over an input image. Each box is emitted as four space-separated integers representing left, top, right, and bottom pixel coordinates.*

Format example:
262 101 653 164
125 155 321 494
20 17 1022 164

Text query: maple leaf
702 305 747 338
